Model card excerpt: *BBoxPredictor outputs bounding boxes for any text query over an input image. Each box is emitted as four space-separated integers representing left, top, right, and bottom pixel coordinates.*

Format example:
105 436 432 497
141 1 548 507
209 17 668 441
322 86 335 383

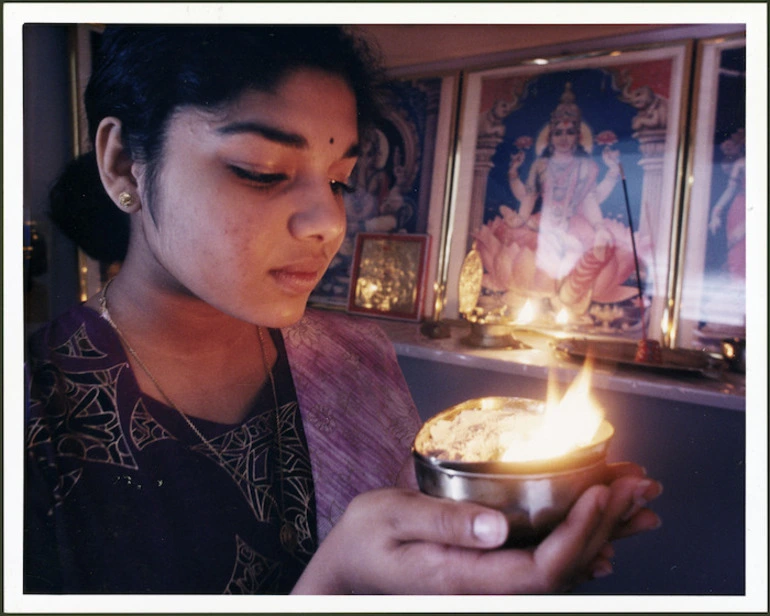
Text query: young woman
26 25 662 594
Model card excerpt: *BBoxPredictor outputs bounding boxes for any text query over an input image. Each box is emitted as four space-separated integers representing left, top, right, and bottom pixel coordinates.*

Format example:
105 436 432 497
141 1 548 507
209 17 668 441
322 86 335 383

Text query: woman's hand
292 464 661 595
509 151 526 177
500 205 526 229
601 146 621 174
708 208 724 234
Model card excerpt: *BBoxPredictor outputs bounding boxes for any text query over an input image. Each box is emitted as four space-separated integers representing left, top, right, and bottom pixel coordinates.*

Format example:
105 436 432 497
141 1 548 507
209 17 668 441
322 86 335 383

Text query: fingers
581 542 615 584
605 476 663 540
605 461 647 481
510 152 525 170
532 484 610 591
611 507 662 540
331 473 661 595
620 479 663 523
531 473 663 591
582 475 662 560
348 489 509 550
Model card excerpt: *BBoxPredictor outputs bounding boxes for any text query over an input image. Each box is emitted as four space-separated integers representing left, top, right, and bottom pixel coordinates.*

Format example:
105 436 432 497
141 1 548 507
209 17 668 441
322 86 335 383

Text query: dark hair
49 150 130 262
50 25 385 262
542 119 589 159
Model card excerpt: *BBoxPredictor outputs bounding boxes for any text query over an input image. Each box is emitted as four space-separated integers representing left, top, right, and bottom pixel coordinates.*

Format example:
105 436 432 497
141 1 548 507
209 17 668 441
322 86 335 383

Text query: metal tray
554 339 722 375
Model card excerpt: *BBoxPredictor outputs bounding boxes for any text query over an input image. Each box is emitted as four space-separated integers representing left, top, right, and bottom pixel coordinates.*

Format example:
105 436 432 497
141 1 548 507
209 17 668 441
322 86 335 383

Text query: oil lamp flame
501 358 604 462
517 300 536 325
556 308 570 325
660 311 670 337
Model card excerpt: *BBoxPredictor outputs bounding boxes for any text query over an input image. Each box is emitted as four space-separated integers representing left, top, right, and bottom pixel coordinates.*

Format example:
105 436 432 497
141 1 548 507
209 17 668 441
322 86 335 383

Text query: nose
288 179 346 244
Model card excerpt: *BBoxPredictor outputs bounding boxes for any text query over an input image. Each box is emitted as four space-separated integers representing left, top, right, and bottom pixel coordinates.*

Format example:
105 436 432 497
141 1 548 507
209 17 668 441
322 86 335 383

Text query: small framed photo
347 233 430 321
675 34 746 351
444 41 692 343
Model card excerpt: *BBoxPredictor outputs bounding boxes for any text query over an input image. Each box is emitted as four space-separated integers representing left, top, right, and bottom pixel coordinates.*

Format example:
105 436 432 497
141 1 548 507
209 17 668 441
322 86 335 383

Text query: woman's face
133 69 358 327
550 121 579 154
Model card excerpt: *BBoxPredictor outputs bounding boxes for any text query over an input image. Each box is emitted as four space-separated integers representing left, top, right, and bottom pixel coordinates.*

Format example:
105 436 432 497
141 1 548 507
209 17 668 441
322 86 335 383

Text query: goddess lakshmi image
472 83 650 330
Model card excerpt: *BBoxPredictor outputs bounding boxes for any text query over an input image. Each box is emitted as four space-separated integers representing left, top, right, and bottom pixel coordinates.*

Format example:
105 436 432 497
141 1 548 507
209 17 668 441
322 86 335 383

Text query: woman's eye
229 165 287 188
330 180 356 196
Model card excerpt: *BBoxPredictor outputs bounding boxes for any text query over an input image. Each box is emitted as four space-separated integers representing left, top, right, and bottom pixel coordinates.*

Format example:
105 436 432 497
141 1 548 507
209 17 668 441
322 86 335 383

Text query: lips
270 262 326 295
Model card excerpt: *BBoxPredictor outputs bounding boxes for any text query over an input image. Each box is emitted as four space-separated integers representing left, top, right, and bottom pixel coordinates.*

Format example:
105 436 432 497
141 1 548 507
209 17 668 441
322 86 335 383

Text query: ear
95 117 141 213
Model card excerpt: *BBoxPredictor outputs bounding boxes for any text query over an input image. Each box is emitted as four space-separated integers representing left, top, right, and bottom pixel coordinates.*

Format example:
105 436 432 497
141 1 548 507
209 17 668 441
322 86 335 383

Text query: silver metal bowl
413 397 614 545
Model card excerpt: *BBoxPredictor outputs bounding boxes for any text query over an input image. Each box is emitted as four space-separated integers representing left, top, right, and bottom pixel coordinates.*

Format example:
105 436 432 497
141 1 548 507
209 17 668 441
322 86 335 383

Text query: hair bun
48 151 129 263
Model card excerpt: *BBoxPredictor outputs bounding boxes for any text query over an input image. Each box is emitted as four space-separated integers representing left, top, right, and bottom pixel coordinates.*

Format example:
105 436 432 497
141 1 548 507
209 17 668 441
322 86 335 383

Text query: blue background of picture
483 68 646 230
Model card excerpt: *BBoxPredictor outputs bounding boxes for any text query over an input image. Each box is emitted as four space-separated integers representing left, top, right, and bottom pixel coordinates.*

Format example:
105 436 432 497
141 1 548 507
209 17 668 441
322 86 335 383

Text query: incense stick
618 163 647 339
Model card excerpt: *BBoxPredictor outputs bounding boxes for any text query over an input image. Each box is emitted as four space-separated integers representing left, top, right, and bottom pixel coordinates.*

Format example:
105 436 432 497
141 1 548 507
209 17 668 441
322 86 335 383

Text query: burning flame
501 358 604 462
660 310 670 337
556 308 570 325
516 300 536 325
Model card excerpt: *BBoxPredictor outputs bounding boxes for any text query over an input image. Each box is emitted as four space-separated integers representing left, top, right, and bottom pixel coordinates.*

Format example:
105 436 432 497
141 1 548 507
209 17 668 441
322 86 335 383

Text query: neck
551 151 574 161
96 273 277 424
94 269 257 357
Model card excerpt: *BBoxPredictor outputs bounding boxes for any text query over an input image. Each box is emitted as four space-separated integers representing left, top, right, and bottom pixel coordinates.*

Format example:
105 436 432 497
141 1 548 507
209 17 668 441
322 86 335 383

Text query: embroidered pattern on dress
27 363 138 472
189 401 316 560
52 324 109 359
224 535 281 594
276 399 315 552
193 410 276 521
130 399 177 450
49 468 83 513
27 313 317 591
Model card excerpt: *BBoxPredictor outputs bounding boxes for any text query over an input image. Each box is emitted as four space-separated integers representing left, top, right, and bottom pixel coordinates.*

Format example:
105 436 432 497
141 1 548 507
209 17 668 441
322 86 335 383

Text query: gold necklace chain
98 277 297 551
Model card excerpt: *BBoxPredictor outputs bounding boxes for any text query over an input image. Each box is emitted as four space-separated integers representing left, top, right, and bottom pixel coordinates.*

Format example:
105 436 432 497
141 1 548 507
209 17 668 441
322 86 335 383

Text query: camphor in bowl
413 396 614 545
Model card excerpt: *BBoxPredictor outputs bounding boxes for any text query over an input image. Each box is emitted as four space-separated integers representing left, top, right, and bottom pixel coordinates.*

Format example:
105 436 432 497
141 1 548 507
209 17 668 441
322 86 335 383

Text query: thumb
359 490 509 549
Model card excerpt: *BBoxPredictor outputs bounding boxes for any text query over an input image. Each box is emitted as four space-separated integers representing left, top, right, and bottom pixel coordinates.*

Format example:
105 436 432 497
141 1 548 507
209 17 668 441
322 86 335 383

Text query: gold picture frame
444 40 693 344
347 233 430 321
674 33 746 351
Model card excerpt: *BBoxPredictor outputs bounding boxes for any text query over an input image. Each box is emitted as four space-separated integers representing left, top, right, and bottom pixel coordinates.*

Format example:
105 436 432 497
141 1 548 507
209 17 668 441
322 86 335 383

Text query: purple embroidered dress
25 307 421 593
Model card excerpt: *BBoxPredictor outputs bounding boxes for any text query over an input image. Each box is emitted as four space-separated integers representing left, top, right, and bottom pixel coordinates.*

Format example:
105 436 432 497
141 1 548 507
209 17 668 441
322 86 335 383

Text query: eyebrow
217 121 360 158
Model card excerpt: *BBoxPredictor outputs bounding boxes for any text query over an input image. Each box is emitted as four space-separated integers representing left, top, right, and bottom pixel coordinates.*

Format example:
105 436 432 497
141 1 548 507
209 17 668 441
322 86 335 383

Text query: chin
254 298 309 329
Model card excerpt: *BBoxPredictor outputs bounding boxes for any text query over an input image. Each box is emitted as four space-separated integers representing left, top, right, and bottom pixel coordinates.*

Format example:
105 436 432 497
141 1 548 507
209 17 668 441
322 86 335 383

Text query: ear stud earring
118 192 134 208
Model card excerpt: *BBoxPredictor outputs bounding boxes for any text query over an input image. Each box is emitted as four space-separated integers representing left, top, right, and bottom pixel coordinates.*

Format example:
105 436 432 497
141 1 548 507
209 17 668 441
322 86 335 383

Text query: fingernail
592 561 613 579
648 515 663 531
622 480 662 521
639 479 663 502
473 512 507 545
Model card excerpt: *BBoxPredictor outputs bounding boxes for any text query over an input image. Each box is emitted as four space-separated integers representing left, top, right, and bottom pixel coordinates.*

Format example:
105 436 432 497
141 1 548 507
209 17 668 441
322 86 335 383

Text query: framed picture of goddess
675 34 746 352
445 42 691 343
309 72 458 317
